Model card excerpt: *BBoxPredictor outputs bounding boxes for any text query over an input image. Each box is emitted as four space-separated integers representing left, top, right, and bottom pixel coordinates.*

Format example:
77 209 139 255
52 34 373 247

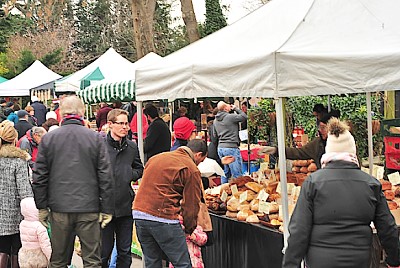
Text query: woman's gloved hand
38 209 50 228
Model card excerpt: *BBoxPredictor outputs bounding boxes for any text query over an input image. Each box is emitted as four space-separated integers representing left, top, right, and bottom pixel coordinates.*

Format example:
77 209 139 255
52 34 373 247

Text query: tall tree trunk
180 0 200 43
131 0 156 59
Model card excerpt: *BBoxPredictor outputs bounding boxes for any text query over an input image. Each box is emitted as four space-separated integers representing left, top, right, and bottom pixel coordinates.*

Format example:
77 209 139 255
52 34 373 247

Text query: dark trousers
101 216 133 268
49 212 101 268
135 219 191 268
0 234 21 255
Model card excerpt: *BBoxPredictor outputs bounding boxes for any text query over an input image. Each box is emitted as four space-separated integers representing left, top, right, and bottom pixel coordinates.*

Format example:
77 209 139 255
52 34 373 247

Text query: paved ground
71 252 143 268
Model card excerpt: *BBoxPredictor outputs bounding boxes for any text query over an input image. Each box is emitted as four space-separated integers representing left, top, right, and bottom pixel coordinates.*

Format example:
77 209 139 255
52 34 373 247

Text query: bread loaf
388 201 398 210
267 203 279 214
238 203 251 211
307 163 317 172
226 211 238 218
268 213 279 220
245 182 263 193
227 198 239 212
299 167 308 173
250 199 259 211
237 209 254 221
292 166 300 173
246 214 260 223
380 179 392 191
385 190 395 201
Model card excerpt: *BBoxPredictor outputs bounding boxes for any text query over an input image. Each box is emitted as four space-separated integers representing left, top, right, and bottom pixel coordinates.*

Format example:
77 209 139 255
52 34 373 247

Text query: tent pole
170 101 174 133
366 92 373 175
275 97 290 249
247 100 250 174
137 101 145 165
327 95 331 112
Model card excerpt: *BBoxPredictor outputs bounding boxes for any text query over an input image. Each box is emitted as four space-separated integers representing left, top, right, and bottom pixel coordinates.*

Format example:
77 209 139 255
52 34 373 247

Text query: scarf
320 152 359 168
61 114 85 125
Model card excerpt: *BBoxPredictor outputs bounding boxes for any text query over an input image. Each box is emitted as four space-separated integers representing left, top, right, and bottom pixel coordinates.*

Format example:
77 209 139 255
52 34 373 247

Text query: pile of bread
288 160 317 186
223 176 282 225
205 194 226 212
380 179 400 210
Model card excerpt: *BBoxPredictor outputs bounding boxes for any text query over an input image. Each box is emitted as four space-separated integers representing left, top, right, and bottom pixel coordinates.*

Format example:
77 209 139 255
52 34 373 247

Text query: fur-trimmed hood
0 144 31 160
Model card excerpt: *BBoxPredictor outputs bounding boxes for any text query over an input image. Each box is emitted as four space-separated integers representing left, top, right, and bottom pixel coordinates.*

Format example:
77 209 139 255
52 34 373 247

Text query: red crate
384 136 400 170
240 148 262 161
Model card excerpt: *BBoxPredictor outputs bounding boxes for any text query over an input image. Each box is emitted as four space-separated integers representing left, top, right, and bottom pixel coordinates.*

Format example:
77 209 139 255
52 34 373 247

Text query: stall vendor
258 112 337 169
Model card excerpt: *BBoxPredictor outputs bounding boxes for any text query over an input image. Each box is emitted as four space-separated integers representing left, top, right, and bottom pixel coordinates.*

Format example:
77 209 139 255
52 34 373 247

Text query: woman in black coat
283 118 400 268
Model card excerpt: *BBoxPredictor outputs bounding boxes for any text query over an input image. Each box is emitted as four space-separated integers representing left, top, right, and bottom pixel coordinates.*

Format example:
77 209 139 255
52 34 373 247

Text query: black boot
0 253 9 268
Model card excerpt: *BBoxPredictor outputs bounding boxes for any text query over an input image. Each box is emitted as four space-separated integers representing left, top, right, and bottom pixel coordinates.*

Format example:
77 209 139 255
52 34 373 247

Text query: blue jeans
135 219 191 268
217 147 243 183
108 242 117 268
101 216 133 268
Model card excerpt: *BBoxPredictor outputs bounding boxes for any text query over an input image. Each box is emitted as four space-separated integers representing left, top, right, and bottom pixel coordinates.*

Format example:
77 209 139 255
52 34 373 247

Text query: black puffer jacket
105 133 143 217
32 119 114 214
283 160 400 268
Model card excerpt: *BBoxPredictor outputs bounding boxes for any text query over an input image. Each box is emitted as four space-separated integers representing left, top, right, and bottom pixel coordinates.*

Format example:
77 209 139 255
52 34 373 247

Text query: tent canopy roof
0 61 61 97
55 47 133 93
78 52 162 104
0 77 8 84
135 0 400 101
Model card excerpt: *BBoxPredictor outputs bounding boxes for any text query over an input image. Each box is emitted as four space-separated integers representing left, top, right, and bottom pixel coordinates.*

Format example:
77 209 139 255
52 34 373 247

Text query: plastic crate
381 119 400 137
384 136 400 170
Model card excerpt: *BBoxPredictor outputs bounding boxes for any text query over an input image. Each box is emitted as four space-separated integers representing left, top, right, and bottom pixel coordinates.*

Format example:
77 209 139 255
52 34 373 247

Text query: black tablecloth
202 213 284 268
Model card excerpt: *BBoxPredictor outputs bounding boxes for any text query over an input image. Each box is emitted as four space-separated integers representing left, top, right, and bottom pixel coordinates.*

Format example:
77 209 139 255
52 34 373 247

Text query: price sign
258 201 269 214
257 189 269 202
239 191 248 204
221 190 228 202
231 184 238 195
388 172 400 186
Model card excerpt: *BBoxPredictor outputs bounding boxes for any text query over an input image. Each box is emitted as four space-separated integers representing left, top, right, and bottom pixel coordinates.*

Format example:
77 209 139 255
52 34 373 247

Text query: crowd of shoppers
2 96 400 268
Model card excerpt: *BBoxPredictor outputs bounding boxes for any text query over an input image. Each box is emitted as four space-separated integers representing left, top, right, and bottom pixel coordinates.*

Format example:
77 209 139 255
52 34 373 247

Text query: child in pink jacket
18 197 51 268
169 216 208 268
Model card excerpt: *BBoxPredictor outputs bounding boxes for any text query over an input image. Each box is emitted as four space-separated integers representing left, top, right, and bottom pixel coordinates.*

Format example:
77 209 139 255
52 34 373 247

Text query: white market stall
0 60 61 97
134 0 400 249
77 52 161 104
55 47 133 93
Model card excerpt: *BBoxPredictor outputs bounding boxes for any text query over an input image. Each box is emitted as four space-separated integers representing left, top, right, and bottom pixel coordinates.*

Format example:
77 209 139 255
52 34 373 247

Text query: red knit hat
174 117 196 141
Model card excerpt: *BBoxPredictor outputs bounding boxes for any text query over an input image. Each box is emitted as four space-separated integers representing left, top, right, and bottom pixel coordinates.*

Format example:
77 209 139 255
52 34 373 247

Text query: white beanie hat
325 118 356 155
46 111 57 120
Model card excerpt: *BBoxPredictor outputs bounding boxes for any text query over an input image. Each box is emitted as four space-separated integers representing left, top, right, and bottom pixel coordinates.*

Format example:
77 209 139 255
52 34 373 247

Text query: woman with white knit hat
283 118 400 268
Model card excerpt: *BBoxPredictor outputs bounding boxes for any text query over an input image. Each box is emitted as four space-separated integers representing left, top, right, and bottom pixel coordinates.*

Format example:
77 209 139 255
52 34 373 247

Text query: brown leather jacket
133 147 202 234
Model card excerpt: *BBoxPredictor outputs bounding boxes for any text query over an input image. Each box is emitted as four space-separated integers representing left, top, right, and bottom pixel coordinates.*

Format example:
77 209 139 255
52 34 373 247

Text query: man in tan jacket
132 139 207 268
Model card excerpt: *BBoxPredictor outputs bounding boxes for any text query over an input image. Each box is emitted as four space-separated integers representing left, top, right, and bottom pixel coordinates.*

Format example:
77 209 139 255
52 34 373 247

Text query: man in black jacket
143 104 171 163
32 96 114 267
101 109 144 268
30 96 47 126
14 110 33 140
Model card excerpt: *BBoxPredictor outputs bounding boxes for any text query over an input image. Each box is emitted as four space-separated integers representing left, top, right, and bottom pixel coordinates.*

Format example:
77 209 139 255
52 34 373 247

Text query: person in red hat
171 117 196 151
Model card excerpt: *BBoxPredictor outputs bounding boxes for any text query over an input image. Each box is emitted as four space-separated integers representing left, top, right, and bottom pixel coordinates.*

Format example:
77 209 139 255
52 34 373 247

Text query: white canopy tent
134 0 400 248
55 48 133 93
135 0 400 100
0 60 61 97
77 52 161 104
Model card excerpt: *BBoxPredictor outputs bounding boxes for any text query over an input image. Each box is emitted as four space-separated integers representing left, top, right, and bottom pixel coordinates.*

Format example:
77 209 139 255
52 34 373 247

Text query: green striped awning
77 80 135 104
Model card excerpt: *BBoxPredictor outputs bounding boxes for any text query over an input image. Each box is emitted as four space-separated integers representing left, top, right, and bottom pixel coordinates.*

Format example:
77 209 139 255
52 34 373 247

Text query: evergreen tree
74 0 112 63
204 0 227 36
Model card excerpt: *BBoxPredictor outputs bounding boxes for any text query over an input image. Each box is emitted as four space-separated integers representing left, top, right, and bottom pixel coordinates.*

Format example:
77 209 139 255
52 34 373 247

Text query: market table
202 213 284 268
